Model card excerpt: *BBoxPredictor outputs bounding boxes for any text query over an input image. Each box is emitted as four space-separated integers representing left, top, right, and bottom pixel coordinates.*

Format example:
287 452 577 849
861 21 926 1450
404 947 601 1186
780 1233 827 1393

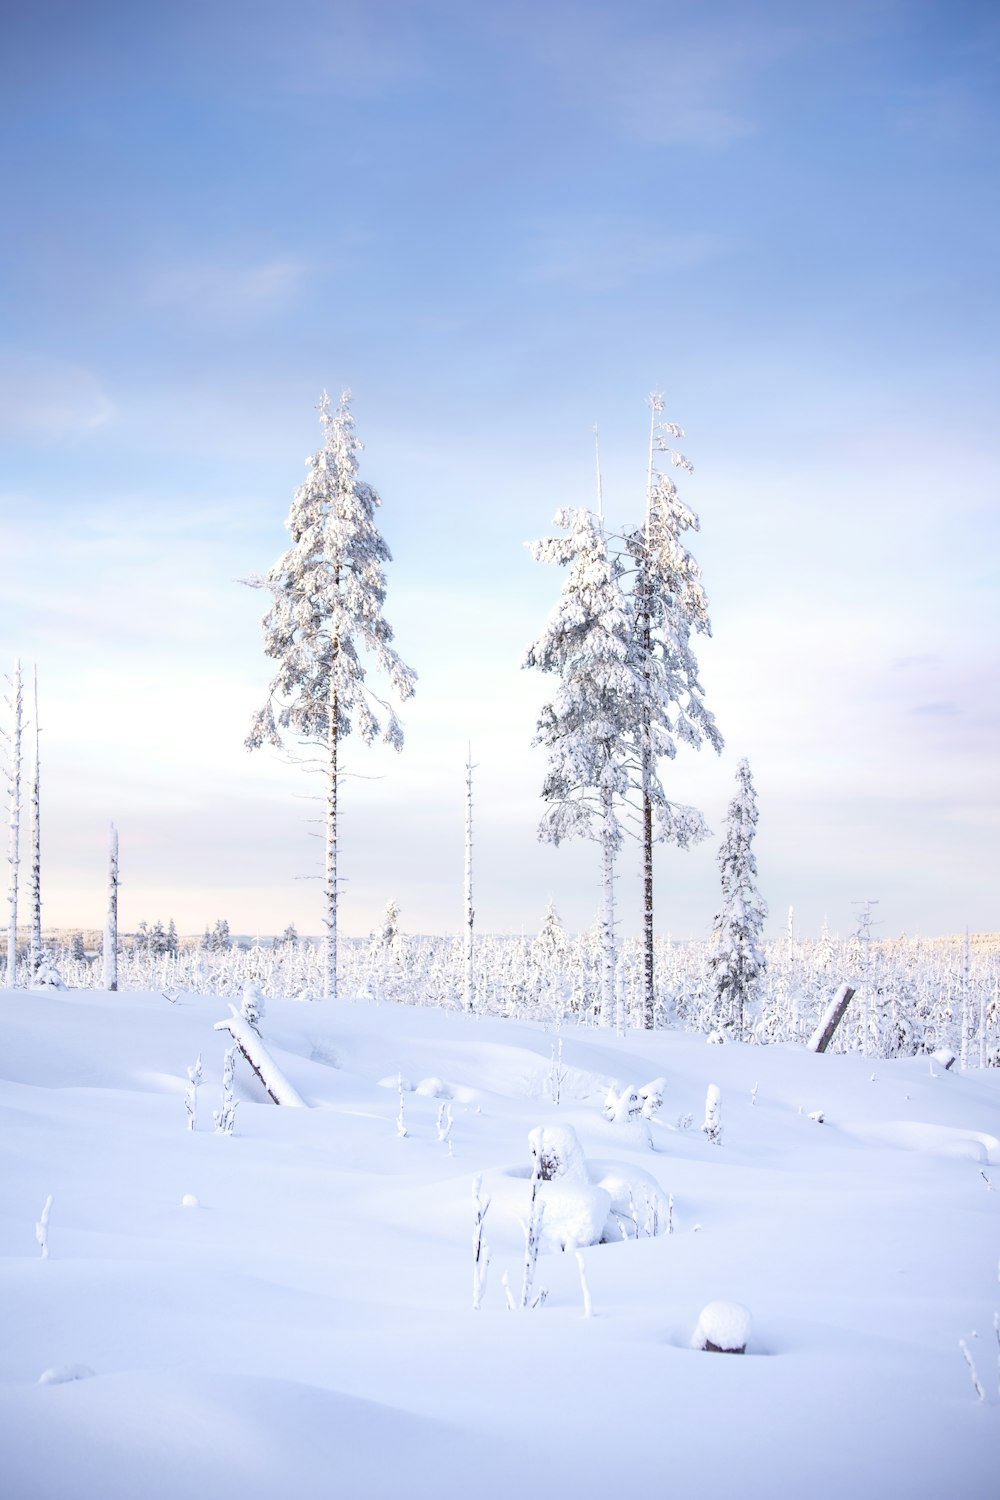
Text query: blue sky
1 0 997 941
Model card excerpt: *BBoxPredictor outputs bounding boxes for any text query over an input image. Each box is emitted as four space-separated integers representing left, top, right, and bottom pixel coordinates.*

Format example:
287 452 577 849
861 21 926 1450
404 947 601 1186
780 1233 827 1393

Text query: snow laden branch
245 392 415 1000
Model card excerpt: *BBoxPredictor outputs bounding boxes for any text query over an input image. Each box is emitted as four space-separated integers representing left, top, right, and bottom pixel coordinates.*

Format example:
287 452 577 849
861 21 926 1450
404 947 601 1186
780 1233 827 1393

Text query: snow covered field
1 986 997 1499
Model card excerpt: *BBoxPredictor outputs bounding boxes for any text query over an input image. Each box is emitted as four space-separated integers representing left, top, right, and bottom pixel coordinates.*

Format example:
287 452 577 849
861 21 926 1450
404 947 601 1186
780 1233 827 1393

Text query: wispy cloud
0 354 115 438
522 219 728 291
145 256 308 325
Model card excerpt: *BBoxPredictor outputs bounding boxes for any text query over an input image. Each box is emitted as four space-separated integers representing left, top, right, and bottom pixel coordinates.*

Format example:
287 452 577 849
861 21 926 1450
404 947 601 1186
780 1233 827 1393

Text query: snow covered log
213 1008 305 1107
807 983 856 1054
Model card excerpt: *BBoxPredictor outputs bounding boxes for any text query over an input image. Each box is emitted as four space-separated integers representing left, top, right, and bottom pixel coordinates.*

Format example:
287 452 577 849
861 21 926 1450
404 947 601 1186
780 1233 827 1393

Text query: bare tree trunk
464 746 475 1013
600 790 616 1028
103 822 118 991
325 696 338 1001
29 667 41 976
640 402 657 1030
6 661 23 988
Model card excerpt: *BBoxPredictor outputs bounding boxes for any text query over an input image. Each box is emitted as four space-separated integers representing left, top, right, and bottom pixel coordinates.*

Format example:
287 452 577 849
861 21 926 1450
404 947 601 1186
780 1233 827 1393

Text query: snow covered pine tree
246 393 415 1001
627 395 723 1027
708 759 768 1039
524 507 642 1027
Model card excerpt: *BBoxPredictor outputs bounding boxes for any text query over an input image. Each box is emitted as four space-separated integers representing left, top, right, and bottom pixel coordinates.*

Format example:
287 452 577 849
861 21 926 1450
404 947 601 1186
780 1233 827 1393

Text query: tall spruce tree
246 392 415 1000
627 395 723 1027
524 507 643 1026
708 758 768 1039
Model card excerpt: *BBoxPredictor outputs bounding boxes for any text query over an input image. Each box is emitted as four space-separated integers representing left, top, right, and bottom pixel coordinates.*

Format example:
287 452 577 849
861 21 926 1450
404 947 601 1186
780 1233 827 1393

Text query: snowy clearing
1 986 998 1499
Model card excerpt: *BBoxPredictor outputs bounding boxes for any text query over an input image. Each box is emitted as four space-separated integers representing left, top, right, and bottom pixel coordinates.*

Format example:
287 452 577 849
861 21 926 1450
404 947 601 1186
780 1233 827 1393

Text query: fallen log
213 1007 306 1106
807 983 856 1054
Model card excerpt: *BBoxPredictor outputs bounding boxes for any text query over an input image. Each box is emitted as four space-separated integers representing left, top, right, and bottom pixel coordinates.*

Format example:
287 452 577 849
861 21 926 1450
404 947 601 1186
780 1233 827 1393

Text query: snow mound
692 1301 752 1353
591 1162 671 1241
837 1120 999 1163
38 1364 96 1385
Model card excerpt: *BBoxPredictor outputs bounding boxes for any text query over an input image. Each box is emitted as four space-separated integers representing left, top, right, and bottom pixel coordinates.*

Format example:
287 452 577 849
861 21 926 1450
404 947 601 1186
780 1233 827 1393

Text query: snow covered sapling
185 1055 203 1131
436 1101 453 1151
396 1073 408 1138
35 1194 52 1259
517 1174 547 1310
213 1047 238 1135
575 1250 593 1318
4 660 23 988
603 1084 652 1148
702 1084 723 1145
545 1036 567 1106
245 392 416 1001
472 1174 491 1311
708 758 767 1040
959 1338 985 1402
240 980 265 1035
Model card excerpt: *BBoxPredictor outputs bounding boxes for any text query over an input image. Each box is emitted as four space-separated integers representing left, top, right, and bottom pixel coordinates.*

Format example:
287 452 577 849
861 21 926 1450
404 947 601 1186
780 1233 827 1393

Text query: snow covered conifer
708 759 768 1039
524 507 643 1026
627 396 722 1028
246 393 416 1001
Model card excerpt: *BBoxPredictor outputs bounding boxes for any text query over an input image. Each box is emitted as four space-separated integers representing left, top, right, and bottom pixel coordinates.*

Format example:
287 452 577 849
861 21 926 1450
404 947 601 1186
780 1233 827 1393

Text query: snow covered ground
1 986 997 1499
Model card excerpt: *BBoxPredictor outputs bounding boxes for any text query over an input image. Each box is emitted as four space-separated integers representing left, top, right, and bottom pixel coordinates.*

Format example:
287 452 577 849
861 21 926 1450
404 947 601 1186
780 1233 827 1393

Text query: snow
693 1299 753 1353
1 985 998 1499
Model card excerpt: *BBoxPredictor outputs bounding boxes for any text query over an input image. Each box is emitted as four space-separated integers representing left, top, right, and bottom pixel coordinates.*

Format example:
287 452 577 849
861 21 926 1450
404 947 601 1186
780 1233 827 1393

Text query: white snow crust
1 985 997 1500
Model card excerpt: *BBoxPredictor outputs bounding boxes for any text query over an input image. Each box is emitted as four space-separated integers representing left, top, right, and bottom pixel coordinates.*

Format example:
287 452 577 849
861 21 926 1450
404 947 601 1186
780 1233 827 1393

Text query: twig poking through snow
396 1073 408 1138
980 1171 993 1192
751 1081 758 1107
959 1338 985 1402
472 1175 491 1311
35 1194 52 1259
575 1251 593 1318
185 1054 202 1132
436 1102 453 1146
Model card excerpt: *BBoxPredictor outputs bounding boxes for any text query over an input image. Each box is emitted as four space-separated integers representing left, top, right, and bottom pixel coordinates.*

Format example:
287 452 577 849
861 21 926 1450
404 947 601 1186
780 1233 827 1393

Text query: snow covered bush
240 980 265 1034
602 1084 652 1149
526 1124 610 1252
213 1047 238 1136
702 1084 723 1145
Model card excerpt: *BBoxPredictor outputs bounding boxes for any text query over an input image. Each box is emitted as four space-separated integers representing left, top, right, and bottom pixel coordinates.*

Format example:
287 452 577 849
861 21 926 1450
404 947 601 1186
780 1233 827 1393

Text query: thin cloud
145 257 308 325
523 221 728 291
0 354 115 438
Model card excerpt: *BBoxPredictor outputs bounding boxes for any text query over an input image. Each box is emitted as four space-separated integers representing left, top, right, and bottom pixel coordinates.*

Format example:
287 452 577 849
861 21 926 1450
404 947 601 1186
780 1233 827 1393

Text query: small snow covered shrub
593 1166 670 1242
692 1300 751 1354
185 1054 202 1131
472 1175 491 1311
213 1047 238 1135
527 1124 611 1252
602 1085 652 1149
30 960 66 991
702 1084 723 1145
35 1194 53 1259
529 1123 587 1182
240 980 265 1035
638 1078 666 1119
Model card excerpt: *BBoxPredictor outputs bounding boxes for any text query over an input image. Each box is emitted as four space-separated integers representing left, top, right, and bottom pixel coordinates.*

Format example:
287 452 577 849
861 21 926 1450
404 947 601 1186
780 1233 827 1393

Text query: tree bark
807 983 856 1053
6 661 22 989
325 695 338 1001
464 747 474 1013
600 790 616 1028
29 667 41 976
